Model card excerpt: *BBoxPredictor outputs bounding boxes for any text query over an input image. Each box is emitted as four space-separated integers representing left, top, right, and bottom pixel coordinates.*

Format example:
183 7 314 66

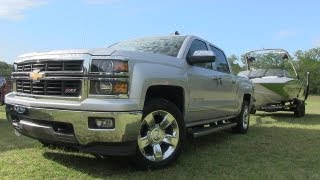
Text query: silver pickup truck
6 35 254 168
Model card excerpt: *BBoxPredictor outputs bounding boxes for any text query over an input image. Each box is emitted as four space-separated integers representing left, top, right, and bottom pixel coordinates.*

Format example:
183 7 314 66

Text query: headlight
90 80 128 95
91 60 128 73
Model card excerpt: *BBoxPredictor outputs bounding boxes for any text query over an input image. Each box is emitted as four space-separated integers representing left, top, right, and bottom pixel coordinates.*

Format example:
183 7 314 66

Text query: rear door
210 45 238 115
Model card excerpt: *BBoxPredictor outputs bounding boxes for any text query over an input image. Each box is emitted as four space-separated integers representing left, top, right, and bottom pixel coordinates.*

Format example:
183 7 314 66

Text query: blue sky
0 0 320 63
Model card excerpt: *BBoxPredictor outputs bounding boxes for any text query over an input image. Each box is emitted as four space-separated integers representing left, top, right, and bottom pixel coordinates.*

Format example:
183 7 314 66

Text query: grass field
0 96 320 179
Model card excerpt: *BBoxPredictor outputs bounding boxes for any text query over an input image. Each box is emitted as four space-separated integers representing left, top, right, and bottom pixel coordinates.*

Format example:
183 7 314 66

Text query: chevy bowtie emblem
30 69 45 81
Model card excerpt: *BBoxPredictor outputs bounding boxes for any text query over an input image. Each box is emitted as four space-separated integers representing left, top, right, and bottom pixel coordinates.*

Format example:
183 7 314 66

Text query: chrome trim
13 77 85 80
13 79 87 101
12 71 84 75
7 105 142 144
13 120 77 144
89 72 129 77
192 123 237 138
88 77 128 81
185 115 237 128
13 92 83 100
88 94 129 99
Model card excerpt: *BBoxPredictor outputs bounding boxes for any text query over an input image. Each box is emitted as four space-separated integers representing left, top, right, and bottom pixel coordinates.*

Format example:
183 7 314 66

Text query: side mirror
187 50 215 65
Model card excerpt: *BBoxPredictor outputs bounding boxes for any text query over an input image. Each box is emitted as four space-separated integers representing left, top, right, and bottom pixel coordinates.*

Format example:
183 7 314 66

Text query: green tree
0 61 13 78
228 54 242 75
295 48 320 94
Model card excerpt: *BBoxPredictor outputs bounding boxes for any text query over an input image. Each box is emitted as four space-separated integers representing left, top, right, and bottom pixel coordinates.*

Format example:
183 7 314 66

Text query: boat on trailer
238 49 309 117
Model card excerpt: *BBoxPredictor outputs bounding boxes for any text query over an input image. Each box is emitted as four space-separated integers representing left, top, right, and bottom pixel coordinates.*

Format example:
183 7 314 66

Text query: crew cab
6 35 254 168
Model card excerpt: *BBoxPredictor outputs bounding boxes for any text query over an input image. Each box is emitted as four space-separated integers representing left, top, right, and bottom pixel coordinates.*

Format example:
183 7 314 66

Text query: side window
210 45 230 73
187 39 212 69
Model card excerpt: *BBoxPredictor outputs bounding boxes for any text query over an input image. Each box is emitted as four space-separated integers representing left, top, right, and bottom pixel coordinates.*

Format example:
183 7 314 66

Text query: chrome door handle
212 76 222 85
211 76 221 80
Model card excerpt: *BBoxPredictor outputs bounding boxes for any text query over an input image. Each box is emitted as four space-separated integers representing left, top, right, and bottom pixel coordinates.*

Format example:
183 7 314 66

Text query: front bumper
6 103 142 155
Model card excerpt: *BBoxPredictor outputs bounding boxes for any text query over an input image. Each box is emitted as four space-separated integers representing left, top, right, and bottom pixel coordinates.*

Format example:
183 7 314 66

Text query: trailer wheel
294 100 305 117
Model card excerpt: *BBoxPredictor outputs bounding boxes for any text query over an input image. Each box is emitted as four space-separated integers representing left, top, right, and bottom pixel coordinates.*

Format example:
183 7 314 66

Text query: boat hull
252 77 302 108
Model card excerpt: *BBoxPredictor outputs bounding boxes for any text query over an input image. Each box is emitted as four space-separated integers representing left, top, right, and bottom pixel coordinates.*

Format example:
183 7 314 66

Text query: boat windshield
244 49 297 78
107 36 187 57
247 69 294 79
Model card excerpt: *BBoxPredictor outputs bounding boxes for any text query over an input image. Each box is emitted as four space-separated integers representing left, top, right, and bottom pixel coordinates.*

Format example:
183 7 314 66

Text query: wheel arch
144 85 185 116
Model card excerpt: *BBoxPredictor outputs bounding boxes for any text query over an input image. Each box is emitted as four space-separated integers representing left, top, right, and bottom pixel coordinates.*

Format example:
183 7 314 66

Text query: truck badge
30 69 45 81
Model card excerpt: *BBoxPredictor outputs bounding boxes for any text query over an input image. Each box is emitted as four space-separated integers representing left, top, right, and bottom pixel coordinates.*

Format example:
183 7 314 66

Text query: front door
185 39 226 123
187 66 224 122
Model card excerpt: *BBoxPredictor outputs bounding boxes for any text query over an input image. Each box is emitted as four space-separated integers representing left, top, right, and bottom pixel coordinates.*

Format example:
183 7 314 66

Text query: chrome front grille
16 80 81 97
14 60 84 97
17 60 83 72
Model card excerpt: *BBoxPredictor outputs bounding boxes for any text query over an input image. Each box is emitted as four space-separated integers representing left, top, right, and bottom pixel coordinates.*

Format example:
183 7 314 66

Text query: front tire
232 101 250 134
132 98 186 169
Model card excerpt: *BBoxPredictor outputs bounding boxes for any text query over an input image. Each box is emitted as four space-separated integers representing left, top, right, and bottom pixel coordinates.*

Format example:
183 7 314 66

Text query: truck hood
16 48 117 62
16 48 183 67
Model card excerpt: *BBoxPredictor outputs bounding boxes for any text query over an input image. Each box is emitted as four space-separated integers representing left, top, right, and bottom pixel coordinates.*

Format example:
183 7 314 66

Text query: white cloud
0 0 48 20
312 38 320 47
86 0 120 5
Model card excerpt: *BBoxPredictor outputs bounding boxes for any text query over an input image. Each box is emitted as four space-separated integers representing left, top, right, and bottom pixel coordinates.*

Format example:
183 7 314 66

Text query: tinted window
187 39 211 69
210 45 230 73
108 36 186 57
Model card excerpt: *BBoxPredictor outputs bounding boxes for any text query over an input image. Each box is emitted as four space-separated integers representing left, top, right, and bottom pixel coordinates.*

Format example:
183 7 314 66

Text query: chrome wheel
138 110 179 162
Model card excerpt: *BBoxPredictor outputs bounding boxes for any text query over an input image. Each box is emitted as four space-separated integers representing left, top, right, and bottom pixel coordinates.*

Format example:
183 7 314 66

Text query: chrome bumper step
189 122 237 138
13 120 77 144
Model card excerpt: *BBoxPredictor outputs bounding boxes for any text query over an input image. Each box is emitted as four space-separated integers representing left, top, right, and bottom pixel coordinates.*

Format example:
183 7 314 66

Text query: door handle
212 76 222 85
211 76 221 80
232 79 236 84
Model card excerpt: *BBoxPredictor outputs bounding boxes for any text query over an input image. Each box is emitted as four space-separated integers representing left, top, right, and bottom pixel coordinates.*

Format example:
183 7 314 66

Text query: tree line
0 61 13 78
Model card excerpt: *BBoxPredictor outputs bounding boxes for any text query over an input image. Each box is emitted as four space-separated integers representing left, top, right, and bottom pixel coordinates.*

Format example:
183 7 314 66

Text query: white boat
238 49 309 117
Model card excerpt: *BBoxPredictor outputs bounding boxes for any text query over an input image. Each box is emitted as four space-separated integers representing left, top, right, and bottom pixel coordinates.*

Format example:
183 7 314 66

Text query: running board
190 123 237 138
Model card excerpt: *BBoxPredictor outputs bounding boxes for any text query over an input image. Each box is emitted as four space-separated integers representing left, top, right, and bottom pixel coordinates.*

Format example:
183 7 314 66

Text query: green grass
1 96 320 179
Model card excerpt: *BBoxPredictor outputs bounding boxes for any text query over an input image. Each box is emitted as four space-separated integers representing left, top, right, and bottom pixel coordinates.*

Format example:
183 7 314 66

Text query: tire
132 98 186 169
250 108 256 114
232 101 250 134
294 100 305 118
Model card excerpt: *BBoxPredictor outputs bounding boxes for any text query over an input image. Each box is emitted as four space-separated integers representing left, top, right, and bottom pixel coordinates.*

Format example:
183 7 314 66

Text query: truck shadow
42 131 236 177
254 112 320 125
41 126 320 178
43 151 136 176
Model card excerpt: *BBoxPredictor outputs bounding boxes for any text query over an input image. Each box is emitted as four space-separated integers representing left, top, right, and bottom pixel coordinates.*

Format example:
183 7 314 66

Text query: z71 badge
65 88 77 93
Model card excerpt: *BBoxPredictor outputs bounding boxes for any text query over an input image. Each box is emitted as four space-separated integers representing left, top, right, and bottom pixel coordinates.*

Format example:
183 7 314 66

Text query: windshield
245 49 297 78
108 36 187 57
247 50 290 69
246 69 294 79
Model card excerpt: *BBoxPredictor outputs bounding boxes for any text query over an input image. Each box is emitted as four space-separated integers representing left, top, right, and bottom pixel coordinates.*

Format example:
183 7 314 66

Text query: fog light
88 117 114 129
